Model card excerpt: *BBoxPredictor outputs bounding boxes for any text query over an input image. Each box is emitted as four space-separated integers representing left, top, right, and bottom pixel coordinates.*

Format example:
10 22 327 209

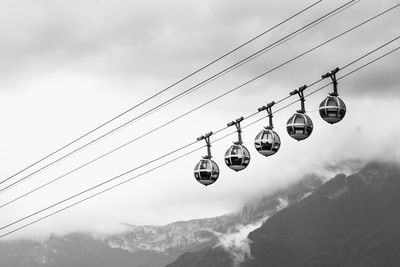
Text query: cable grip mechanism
197 132 213 159
227 117 244 145
258 101 275 129
322 67 340 96
290 85 307 113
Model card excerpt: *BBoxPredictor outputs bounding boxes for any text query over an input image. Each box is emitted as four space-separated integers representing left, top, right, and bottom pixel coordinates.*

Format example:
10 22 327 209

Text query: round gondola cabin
319 96 346 124
255 101 281 157
224 117 251 172
286 113 313 141
320 67 346 124
224 144 250 172
194 132 220 186
254 129 281 157
194 159 219 186
286 86 313 141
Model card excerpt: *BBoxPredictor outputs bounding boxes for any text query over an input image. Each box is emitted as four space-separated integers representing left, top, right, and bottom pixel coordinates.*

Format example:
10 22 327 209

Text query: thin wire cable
253 45 400 126
308 45 400 97
341 36 400 69
0 0 372 194
0 1 323 187
150 0 361 130
1 43 399 238
136 0 362 119
0 144 205 239
1 13 399 211
0 0 358 193
0 5 370 201
0 140 201 233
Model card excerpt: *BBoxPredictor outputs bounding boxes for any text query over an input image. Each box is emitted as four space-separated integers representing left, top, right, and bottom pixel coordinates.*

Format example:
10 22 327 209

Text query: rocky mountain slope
0 174 322 267
168 161 400 267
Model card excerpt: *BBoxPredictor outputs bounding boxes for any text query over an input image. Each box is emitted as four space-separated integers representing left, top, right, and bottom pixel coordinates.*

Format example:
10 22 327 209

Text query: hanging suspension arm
197 132 213 159
290 85 307 113
227 117 244 145
258 101 275 129
322 67 340 96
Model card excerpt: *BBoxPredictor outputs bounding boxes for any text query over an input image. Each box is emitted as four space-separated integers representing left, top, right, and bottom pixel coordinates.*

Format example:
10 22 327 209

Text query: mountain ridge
0 172 322 267
167 161 400 267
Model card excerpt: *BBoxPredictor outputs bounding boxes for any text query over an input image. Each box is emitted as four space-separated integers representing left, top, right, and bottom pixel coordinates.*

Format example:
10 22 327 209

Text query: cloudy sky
0 0 399 240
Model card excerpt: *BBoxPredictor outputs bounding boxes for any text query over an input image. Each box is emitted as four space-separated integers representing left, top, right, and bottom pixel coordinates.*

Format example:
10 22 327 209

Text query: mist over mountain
245 161 400 267
3 161 398 267
168 161 400 267
0 172 322 267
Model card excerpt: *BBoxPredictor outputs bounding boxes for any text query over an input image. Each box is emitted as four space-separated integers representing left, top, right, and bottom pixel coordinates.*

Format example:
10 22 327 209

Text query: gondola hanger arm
290 85 307 113
197 132 213 159
258 101 276 129
322 67 340 96
227 117 244 145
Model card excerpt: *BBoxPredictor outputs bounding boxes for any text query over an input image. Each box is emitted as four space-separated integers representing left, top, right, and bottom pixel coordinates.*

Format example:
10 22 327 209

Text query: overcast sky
0 0 399 240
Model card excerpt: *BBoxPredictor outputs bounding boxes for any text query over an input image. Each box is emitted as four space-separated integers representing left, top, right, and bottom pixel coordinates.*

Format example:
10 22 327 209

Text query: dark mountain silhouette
166 174 324 267
0 174 321 267
245 161 400 267
168 161 400 267
165 246 234 267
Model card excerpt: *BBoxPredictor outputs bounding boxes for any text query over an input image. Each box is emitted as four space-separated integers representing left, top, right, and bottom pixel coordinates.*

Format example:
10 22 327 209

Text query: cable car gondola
194 132 219 186
224 144 250 172
255 101 281 157
224 117 250 172
319 67 347 124
286 85 313 141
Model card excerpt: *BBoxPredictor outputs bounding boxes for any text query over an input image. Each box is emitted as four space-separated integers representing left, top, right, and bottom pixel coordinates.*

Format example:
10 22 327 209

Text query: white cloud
216 197 289 266
0 0 399 240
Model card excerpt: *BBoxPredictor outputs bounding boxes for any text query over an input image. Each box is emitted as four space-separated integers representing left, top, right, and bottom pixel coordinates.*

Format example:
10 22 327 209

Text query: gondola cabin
194 159 219 186
254 129 281 157
286 113 313 141
319 96 346 124
224 144 250 172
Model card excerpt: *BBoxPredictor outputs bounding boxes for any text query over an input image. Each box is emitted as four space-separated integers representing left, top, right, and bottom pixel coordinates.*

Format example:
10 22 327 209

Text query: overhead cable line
133 0 362 119
1 41 399 238
0 0 358 193
0 0 371 194
0 5 398 208
0 1 323 187
256 44 400 128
